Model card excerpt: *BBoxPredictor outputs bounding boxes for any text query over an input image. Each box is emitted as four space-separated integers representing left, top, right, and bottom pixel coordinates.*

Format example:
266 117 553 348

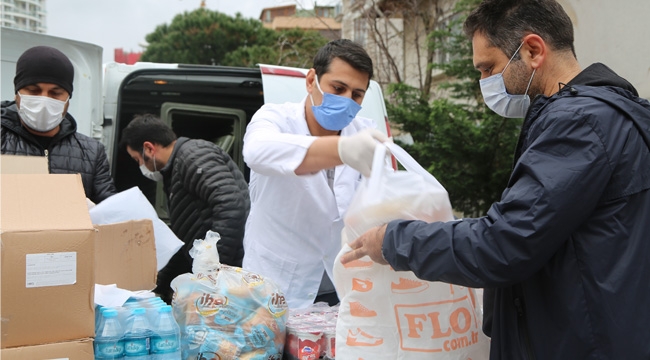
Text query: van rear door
103 62 264 218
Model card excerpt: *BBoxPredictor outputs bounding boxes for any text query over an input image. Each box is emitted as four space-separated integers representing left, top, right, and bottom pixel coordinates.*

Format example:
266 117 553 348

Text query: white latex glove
338 128 388 177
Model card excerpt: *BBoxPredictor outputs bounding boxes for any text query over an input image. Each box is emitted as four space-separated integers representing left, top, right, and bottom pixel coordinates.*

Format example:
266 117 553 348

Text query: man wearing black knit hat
1 46 116 203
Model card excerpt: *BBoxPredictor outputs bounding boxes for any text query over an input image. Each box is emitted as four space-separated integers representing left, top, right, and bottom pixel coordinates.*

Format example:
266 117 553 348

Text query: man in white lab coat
242 39 386 309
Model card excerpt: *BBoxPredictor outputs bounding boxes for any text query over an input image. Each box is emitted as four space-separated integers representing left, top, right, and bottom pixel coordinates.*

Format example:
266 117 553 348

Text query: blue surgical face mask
479 41 536 118
309 75 362 131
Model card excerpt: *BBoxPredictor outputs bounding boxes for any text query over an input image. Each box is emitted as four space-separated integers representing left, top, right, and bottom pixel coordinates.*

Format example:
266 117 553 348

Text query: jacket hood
567 63 639 96
1 100 78 139
519 63 649 167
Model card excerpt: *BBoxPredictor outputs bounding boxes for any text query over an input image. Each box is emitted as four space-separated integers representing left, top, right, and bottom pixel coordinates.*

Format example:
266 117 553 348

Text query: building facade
260 4 342 41
559 0 650 99
341 0 457 92
1 0 46 33
342 0 650 99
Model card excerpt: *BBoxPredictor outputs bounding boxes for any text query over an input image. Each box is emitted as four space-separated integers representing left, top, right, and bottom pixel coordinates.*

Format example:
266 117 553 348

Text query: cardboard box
0 154 48 174
0 174 95 348
0 338 94 360
94 219 157 291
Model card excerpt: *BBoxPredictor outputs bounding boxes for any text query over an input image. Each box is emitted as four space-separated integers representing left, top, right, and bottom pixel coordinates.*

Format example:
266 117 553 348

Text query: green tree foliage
141 9 328 68
387 0 522 217
223 28 328 68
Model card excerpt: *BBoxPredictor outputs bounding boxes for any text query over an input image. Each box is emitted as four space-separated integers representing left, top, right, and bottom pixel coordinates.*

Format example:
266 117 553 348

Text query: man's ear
305 68 317 94
523 34 546 69
142 141 156 154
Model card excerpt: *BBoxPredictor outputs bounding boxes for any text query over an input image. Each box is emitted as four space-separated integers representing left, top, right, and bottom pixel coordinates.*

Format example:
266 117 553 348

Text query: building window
435 12 463 64
354 18 367 47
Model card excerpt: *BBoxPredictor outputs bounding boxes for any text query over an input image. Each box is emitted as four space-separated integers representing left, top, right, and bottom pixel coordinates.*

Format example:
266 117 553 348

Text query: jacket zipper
44 149 51 173
514 296 536 360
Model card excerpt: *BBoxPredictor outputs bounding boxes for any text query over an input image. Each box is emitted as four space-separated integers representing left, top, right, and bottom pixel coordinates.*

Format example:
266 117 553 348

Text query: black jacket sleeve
176 142 249 266
89 140 117 204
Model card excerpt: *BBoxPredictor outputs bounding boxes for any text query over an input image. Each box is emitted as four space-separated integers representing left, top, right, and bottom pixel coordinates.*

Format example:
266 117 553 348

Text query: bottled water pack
95 297 181 360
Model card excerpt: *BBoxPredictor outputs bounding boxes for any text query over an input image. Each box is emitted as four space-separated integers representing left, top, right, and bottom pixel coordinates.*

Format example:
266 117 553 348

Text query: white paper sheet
89 186 183 271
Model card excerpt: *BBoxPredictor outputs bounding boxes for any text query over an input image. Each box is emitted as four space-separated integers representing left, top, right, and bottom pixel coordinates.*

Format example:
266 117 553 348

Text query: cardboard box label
26 252 77 288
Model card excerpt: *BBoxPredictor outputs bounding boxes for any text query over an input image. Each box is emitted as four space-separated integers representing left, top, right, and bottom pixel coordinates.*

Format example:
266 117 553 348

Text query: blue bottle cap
103 308 118 318
132 307 146 315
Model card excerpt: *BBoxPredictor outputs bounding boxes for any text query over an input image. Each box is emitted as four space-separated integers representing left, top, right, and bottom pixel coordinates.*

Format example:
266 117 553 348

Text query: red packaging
285 326 323 360
323 326 336 359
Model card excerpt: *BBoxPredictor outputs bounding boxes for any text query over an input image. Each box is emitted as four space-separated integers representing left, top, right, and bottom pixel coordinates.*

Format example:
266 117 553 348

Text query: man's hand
338 128 388 177
340 224 389 265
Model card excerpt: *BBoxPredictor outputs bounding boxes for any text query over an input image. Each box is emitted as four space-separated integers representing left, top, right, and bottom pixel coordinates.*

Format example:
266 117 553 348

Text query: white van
102 62 392 217
2 28 392 217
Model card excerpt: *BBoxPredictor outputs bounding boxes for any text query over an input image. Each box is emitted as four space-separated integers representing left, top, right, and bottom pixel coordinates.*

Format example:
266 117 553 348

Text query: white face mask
479 42 536 118
140 150 163 182
17 93 68 132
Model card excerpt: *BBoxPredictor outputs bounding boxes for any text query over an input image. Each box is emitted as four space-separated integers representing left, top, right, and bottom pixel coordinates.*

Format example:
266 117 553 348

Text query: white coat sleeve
243 103 317 176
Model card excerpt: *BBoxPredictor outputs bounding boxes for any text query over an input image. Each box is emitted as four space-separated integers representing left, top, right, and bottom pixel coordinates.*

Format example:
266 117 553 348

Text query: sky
47 0 338 63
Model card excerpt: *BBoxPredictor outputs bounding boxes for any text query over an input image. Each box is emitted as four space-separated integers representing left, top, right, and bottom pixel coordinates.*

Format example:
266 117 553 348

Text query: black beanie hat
14 46 74 96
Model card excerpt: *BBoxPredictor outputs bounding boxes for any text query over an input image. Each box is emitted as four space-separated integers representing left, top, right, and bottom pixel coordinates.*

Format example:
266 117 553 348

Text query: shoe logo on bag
349 301 377 317
268 292 288 318
352 278 373 292
346 328 384 346
391 277 429 294
394 295 480 353
195 293 227 316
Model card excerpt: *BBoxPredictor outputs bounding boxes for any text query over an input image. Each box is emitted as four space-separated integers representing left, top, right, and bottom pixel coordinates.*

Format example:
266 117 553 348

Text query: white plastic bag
333 143 490 360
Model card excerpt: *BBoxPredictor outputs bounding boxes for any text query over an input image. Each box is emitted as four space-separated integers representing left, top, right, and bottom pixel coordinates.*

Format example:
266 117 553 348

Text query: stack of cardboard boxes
0 155 158 359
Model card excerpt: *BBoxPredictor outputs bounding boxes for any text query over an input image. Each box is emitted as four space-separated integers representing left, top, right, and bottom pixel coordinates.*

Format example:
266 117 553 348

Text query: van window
155 102 247 219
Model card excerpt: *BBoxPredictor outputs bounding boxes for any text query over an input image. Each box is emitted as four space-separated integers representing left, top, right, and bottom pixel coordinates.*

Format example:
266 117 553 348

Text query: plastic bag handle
385 142 445 188
366 142 445 202
366 143 389 201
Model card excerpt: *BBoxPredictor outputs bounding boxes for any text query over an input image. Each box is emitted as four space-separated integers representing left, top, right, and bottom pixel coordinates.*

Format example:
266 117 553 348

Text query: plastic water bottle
95 306 106 334
150 305 181 360
123 307 152 359
95 308 125 359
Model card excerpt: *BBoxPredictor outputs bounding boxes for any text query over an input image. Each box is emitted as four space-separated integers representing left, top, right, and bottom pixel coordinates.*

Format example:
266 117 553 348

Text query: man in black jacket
121 114 250 304
341 0 650 359
1 46 116 204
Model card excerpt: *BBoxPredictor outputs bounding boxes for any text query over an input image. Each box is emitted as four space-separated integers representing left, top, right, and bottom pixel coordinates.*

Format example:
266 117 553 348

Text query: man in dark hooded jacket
340 0 650 359
121 114 250 304
1 46 116 204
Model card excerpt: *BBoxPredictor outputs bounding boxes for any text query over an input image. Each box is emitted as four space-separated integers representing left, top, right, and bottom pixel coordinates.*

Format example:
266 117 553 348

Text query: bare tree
347 0 454 100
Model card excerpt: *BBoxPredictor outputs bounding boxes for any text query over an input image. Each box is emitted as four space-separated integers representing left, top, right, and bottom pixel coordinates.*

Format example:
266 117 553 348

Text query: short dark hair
464 0 576 59
312 39 374 82
120 114 177 153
